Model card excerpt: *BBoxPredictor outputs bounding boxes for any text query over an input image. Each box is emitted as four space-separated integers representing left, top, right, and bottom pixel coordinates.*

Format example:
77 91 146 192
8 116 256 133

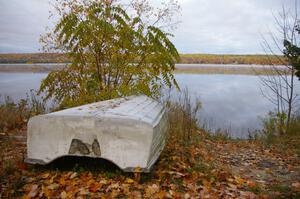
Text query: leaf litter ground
1 129 300 198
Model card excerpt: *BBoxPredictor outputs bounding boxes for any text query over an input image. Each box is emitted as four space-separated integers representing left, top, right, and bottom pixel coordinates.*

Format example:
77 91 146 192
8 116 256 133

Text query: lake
0 67 299 138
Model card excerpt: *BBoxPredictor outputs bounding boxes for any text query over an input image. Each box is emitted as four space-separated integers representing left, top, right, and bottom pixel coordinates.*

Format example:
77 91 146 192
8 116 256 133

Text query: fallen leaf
59 177 66 186
70 172 77 179
40 185 51 198
60 191 67 199
17 162 28 170
134 167 142 173
145 184 159 197
125 178 134 184
292 182 300 190
235 176 246 185
41 173 50 179
89 183 101 193
47 183 59 190
184 193 191 199
131 191 142 199
247 181 256 188
27 184 38 198
78 188 89 196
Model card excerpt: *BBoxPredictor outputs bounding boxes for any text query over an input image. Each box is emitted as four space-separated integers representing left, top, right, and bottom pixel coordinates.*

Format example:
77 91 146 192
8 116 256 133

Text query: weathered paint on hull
25 96 168 172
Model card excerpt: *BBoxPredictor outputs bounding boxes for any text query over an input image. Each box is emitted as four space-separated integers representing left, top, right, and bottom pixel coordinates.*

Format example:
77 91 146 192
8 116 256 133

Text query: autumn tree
39 0 180 108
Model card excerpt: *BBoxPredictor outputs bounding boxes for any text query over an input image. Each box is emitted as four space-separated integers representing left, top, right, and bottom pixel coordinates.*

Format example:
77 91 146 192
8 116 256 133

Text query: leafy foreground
1 129 300 198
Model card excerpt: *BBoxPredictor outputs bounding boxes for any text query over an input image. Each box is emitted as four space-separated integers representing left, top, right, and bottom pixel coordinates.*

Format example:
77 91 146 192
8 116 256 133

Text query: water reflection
0 72 47 100
174 74 297 138
0 72 298 138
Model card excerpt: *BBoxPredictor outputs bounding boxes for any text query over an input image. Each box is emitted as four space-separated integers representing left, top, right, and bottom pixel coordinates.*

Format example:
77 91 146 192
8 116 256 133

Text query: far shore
0 63 289 75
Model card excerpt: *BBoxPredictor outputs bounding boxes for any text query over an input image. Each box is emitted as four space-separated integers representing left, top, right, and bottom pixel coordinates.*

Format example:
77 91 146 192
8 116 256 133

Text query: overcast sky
0 0 297 54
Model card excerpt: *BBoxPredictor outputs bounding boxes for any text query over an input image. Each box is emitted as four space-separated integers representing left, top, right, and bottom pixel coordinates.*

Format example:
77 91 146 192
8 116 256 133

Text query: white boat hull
25 96 168 172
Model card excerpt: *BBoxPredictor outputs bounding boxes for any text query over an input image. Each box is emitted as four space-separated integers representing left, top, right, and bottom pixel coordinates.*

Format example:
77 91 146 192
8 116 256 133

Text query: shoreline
0 63 288 75
0 53 286 66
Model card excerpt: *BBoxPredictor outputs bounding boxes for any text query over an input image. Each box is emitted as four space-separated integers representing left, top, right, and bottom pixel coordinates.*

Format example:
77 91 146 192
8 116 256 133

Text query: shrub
40 0 180 108
259 112 300 154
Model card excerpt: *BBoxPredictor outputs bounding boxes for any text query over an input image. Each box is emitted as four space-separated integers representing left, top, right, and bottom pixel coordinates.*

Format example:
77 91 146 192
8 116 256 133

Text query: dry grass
165 89 202 145
0 92 46 135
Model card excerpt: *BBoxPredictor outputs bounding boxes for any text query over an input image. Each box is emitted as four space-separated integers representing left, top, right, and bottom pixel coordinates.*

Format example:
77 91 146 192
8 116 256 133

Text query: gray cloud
0 0 298 54
0 0 52 53
173 0 298 54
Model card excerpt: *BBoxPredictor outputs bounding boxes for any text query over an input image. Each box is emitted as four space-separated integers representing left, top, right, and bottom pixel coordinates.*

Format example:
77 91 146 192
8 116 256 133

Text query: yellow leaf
156 190 167 199
235 176 246 185
134 167 142 172
125 178 134 184
40 185 51 198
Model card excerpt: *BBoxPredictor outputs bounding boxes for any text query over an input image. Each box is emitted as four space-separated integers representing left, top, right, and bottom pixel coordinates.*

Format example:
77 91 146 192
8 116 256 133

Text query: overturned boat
25 95 168 172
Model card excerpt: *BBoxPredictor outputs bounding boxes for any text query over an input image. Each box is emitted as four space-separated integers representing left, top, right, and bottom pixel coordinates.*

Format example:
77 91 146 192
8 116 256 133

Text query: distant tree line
0 53 69 64
0 53 287 65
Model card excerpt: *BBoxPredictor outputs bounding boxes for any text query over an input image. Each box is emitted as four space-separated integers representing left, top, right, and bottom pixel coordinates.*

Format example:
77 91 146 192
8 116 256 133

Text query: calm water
0 72 298 138
0 72 47 100
175 74 274 138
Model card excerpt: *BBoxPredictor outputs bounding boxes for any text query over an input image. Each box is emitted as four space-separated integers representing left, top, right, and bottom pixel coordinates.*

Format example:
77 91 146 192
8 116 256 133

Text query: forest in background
0 53 285 65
